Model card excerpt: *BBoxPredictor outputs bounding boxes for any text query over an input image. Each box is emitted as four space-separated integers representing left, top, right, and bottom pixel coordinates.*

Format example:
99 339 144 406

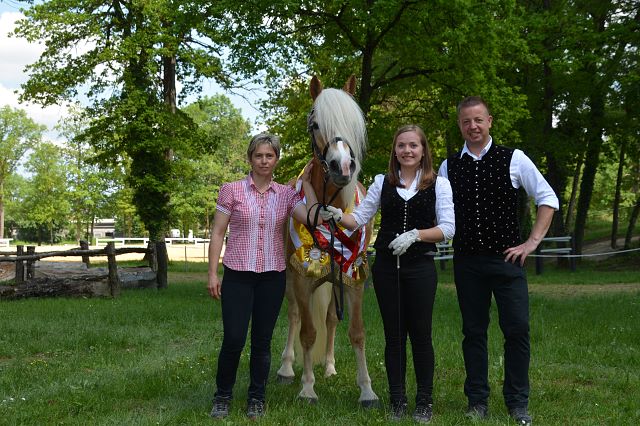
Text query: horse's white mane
313 88 367 207
313 88 367 166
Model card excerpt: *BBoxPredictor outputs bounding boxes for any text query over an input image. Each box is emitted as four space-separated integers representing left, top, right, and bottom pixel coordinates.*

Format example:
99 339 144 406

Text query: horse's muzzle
330 167 354 188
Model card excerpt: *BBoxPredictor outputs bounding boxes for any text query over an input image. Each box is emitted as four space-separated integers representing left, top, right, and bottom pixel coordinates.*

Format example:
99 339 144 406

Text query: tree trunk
624 194 640 250
573 93 605 254
0 275 112 300
565 151 584 231
611 140 626 248
155 241 168 289
0 180 4 238
75 213 82 245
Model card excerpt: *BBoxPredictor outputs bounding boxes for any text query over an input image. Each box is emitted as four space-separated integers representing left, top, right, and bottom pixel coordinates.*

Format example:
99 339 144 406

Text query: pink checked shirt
216 173 303 273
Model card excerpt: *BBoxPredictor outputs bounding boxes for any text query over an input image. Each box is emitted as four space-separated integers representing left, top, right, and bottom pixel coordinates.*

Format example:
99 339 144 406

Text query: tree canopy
8 0 640 251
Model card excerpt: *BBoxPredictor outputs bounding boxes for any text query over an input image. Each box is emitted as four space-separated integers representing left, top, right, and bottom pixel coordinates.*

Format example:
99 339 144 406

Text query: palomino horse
276 75 379 407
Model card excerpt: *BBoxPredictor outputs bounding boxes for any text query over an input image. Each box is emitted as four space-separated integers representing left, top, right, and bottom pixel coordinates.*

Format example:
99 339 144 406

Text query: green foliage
9 0 640 248
215 0 531 183
0 105 45 237
17 143 71 243
13 0 229 241
177 95 251 235
57 107 122 242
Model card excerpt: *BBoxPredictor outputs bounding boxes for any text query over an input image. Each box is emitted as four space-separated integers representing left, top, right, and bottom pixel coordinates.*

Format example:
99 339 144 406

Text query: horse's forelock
313 88 367 165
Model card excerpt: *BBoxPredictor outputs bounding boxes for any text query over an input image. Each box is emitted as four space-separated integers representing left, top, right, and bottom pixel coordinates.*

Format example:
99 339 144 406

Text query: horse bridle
305 108 356 321
307 108 356 177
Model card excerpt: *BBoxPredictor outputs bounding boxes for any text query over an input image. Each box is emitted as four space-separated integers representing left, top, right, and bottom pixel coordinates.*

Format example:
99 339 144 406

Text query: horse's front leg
324 288 338 378
277 277 298 383
346 285 379 408
295 283 319 402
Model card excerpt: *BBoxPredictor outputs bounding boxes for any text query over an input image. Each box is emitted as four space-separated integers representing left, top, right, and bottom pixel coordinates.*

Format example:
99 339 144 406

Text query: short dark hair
457 96 491 116
247 133 281 161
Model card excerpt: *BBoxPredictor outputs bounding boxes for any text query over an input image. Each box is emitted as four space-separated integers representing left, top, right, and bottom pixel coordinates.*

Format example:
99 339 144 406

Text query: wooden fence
0 241 168 299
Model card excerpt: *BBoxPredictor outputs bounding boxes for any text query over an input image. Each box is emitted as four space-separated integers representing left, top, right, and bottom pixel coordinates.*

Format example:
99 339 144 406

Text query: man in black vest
439 96 558 426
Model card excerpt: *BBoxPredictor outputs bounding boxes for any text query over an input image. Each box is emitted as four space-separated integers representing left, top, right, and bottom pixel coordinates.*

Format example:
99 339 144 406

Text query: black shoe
413 401 433 423
210 397 230 419
247 398 265 419
390 401 408 421
509 407 532 426
465 403 489 419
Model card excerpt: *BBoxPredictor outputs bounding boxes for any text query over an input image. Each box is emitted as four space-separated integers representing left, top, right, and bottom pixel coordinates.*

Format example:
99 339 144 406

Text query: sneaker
247 398 265 419
465 403 489 419
509 407 532 426
210 397 230 419
390 401 408 421
413 401 433 423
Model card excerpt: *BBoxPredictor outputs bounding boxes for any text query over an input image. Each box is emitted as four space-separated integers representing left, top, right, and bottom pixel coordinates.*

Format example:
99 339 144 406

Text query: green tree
20 143 71 244
215 0 530 181
178 95 250 235
0 106 44 238
13 0 228 240
560 0 638 253
57 108 121 243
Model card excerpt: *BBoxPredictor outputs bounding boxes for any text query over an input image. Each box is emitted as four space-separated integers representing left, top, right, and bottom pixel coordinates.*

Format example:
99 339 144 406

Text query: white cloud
0 11 44 89
0 10 67 142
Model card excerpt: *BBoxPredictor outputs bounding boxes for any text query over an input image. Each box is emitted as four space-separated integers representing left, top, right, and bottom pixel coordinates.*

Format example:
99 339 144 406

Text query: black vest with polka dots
374 176 438 259
447 144 521 255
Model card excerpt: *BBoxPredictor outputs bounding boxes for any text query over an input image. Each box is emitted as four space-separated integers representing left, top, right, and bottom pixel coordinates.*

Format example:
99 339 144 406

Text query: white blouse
350 171 455 241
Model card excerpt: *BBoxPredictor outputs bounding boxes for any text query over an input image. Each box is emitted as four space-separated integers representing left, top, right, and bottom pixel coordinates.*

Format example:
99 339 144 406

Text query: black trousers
214 267 286 402
372 253 437 406
453 255 530 409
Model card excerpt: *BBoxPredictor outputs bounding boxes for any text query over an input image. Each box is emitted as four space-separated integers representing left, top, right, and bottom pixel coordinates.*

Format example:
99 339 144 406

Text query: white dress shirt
350 170 455 241
438 138 559 210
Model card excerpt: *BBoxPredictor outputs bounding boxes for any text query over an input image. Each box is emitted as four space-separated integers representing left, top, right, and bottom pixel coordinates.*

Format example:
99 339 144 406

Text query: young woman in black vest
320 125 455 423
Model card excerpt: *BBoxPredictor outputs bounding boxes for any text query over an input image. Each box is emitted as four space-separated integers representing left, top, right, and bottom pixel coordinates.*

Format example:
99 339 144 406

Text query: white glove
319 206 343 222
389 229 420 256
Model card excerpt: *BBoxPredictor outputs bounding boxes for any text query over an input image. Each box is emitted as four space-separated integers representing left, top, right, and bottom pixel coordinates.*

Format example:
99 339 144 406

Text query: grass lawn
1 262 638 425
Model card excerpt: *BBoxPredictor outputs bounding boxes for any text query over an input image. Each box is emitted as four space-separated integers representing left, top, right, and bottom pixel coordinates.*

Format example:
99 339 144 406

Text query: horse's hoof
276 374 294 384
360 399 380 409
298 396 319 405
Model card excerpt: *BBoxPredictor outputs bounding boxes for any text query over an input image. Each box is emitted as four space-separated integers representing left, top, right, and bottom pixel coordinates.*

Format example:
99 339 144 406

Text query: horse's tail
295 281 331 365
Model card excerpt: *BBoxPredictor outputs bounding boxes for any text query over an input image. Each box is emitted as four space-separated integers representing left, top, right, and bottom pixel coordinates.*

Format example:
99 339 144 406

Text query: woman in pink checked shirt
207 133 319 420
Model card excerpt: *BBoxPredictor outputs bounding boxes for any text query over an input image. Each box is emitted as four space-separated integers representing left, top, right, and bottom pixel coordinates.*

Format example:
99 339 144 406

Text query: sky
0 3 263 144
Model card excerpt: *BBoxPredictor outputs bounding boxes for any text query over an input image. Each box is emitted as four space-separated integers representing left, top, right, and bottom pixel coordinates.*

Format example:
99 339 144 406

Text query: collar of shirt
397 169 421 200
247 172 274 193
461 137 493 161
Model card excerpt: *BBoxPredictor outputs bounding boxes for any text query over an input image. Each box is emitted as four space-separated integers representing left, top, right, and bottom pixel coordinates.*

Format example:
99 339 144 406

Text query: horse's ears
343 75 357 95
310 75 323 101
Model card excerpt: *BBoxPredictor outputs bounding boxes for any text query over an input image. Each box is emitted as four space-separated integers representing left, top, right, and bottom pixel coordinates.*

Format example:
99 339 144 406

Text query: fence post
569 235 577 272
80 240 90 267
26 246 36 279
156 241 168 289
106 242 120 297
535 245 543 275
15 245 24 284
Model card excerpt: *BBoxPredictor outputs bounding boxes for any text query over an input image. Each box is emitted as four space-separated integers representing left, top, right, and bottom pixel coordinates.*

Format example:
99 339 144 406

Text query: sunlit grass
1 267 638 425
